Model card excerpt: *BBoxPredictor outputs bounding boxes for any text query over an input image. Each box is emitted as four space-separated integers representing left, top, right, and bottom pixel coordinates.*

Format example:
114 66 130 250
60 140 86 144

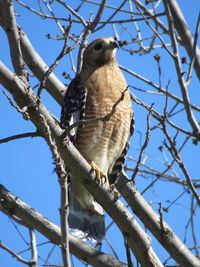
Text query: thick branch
116 174 200 267
0 0 27 79
163 1 200 139
19 28 65 105
0 184 126 267
166 0 200 80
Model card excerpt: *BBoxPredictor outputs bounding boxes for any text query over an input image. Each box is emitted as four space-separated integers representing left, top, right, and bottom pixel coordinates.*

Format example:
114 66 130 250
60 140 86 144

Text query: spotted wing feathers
60 78 86 131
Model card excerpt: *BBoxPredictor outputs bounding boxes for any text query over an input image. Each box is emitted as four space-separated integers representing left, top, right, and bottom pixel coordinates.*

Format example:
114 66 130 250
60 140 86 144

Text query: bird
60 37 134 241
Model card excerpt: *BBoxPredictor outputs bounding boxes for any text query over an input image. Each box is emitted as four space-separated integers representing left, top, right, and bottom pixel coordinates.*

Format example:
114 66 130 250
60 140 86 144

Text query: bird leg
90 161 107 184
109 184 120 201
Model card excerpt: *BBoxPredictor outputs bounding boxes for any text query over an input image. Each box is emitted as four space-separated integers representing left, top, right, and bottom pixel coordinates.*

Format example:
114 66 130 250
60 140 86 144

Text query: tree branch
164 1 200 140
0 241 30 265
40 114 71 267
19 28 65 105
166 0 200 80
0 132 38 144
131 109 151 182
29 229 38 267
0 184 127 267
116 174 200 267
162 124 200 207
120 65 200 112
0 0 27 80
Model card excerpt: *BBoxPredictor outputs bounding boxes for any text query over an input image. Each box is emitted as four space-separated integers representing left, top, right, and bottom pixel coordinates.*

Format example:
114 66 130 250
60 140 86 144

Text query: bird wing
60 77 87 141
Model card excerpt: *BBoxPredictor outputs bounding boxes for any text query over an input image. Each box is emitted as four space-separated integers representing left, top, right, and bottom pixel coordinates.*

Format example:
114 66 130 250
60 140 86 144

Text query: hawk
60 37 134 241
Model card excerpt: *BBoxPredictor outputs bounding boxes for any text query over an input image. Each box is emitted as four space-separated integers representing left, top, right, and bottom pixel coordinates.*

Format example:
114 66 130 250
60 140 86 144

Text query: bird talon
109 184 120 201
90 161 106 184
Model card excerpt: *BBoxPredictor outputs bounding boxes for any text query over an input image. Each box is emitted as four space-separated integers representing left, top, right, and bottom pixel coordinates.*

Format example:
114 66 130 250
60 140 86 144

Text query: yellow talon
109 184 120 201
90 161 106 183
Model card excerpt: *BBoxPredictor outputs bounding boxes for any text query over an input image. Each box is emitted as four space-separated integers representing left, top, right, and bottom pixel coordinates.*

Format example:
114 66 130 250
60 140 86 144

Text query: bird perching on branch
60 37 134 241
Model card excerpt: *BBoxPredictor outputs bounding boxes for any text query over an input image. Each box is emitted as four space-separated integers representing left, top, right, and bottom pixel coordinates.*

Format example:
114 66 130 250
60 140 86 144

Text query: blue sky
1 1 200 266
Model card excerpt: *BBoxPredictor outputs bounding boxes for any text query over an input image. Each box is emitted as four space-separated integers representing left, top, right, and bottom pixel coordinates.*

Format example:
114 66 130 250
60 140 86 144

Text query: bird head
82 37 119 69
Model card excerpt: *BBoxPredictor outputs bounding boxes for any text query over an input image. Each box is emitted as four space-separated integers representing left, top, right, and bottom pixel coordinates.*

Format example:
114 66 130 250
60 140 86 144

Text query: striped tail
69 190 105 241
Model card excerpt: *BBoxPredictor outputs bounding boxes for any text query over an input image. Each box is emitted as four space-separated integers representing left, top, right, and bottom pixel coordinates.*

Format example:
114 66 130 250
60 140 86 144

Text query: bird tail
69 189 105 241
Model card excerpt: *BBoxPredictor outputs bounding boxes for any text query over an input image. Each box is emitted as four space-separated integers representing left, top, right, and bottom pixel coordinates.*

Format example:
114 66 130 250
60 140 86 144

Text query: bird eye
94 43 103 51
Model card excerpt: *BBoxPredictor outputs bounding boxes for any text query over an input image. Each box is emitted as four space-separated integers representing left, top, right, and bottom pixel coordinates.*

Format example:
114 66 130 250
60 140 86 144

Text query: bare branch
120 65 200 112
15 0 164 25
0 241 30 265
94 0 128 32
0 184 127 267
116 174 200 266
3 90 30 120
131 108 151 182
0 0 27 80
162 124 200 206
133 0 175 58
186 12 200 86
55 0 87 27
37 18 80 100
39 114 71 267
29 229 38 267
0 132 39 144
19 28 66 105
130 92 192 136
164 1 200 140
166 0 200 80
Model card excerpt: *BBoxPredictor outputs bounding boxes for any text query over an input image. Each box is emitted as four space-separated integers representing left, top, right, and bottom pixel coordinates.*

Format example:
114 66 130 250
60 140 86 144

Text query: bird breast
75 61 132 175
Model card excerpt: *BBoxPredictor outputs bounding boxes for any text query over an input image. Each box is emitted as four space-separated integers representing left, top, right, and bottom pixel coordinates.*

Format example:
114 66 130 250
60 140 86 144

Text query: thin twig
0 132 39 144
131 107 152 182
163 190 187 212
124 239 134 267
162 123 200 206
190 196 198 257
130 92 192 136
94 0 128 32
37 18 77 99
105 237 119 260
3 90 30 120
15 0 165 25
158 202 166 240
154 54 162 88
55 0 87 27
133 0 175 58
120 65 200 112
0 241 30 265
42 0 65 34
165 0 200 80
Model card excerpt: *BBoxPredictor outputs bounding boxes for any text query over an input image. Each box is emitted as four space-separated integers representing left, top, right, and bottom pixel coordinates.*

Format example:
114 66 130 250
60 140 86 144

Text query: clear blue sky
1 1 200 266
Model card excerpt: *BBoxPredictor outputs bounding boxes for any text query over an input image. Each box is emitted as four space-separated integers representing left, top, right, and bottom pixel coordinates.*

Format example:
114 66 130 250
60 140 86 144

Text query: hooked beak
112 41 119 49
